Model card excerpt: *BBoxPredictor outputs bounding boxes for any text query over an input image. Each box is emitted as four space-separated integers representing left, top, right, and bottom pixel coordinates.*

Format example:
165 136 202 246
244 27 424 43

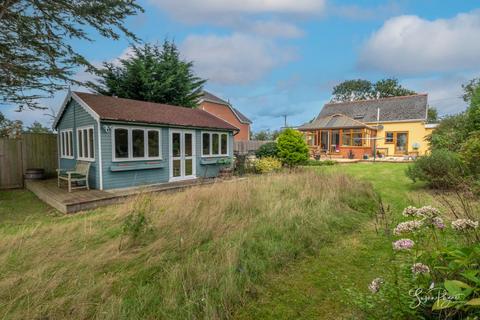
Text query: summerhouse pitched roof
54 91 239 131
298 114 375 131
317 94 428 123
200 91 252 124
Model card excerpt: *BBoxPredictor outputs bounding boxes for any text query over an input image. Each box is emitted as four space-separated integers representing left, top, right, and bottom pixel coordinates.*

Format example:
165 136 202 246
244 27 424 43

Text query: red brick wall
338 147 374 159
200 101 250 141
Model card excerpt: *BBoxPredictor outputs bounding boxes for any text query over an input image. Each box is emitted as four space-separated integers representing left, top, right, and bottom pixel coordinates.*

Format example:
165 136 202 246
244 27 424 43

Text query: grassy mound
0 171 377 319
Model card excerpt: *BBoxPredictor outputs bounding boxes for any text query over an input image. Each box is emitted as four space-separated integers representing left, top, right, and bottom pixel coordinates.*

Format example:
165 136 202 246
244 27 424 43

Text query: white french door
169 130 196 181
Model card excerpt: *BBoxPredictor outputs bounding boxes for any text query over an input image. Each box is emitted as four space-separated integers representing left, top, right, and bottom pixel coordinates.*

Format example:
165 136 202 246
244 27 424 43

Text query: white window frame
76 125 95 162
201 131 229 157
111 126 162 162
60 129 74 159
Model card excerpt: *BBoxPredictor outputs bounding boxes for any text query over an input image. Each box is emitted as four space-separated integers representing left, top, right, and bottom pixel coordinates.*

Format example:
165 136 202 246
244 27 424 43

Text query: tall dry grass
0 170 376 319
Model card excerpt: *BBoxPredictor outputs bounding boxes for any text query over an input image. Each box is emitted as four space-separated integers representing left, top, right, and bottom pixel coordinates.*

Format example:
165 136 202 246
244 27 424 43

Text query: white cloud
403 75 469 115
359 10 480 74
247 20 304 38
149 0 326 20
181 33 296 84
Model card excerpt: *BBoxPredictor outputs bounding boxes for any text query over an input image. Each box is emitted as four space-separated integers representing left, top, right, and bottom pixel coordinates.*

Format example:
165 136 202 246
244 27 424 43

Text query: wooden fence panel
22 133 58 177
0 133 58 189
0 138 23 189
234 140 273 155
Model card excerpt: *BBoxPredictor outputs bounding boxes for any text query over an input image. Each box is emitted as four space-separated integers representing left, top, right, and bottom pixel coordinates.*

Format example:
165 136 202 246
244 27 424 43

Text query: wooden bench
57 161 91 192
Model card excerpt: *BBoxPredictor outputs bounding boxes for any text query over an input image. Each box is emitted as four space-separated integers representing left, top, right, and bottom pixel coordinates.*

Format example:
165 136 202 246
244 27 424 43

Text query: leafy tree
373 78 416 98
331 79 373 102
462 78 480 102
331 78 416 102
427 113 469 152
277 129 309 168
92 42 206 108
465 86 480 133
255 142 278 158
24 121 52 134
460 132 480 177
0 0 143 110
252 130 271 141
427 106 439 123
0 112 23 138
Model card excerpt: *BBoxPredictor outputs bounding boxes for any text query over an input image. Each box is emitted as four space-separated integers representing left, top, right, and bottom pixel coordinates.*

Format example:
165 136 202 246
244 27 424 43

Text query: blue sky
4 0 480 132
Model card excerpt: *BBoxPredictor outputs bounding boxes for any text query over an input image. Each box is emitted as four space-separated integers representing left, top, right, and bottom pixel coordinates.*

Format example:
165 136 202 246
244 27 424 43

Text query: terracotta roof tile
74 92 239 131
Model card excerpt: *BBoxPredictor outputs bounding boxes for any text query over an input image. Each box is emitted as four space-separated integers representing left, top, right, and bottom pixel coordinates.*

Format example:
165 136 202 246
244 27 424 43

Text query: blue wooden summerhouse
53 91 238 190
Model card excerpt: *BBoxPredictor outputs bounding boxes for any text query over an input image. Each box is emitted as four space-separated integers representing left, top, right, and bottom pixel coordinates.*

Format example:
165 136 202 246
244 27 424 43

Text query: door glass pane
148 130 159 158
185 159 193 176
173 159 181 177
202 133 210 155
212 133 219 155
78 130 83 158
114 128 129 159
185 133 192 157
321 131 329 150
132 129 145 158
88 128 94 159
220 134 227 155
172 133 181 157
396 133 408 153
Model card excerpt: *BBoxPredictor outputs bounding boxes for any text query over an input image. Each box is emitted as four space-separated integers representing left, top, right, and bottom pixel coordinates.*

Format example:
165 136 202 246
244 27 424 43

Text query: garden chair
57 161 91 192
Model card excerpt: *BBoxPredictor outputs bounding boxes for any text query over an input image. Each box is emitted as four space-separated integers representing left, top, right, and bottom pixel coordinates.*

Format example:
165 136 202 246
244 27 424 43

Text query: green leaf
466 298 480 306
444 280 473 299
432 299 456 310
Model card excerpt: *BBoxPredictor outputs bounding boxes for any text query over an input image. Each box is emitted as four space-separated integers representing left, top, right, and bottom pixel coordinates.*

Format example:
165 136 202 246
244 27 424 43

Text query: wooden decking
25 178 215 214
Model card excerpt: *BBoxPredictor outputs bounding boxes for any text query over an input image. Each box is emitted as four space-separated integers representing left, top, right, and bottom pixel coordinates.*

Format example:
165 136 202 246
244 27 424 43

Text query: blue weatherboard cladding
57 98 234 190
99 123 234 190
56 100 99 188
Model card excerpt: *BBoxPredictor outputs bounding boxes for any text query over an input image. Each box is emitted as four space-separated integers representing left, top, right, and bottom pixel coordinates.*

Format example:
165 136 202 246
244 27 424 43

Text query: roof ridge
74 91 193 110
325 93 428 106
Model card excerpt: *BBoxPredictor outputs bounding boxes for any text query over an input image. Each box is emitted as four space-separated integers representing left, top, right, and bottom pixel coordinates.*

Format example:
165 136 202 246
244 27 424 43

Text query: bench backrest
75 161 91 176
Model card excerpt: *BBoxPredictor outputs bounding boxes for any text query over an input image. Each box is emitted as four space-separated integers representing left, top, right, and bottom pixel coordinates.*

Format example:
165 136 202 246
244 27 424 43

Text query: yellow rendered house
298 94 437 159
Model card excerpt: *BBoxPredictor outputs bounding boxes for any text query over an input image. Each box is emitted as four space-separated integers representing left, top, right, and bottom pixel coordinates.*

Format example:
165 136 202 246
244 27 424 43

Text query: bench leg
86 178 89 190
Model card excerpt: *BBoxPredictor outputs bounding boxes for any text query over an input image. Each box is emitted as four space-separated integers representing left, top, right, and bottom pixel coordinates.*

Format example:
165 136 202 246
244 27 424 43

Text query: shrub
255 141 278 158
254 156 282 173
305 159 336 166
277 128 309 168
358 205 480 319
427 113 469 153
406 150 465 189
460 132 480 176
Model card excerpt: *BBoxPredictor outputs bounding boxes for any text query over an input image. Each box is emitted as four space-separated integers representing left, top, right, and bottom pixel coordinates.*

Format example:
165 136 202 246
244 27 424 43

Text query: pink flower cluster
393 220 423 235
431 217 445 229
402 206 419 217
451 219 479 232
416 206 441 218
411 263 430 274
392 239 415 251
368 277 383 293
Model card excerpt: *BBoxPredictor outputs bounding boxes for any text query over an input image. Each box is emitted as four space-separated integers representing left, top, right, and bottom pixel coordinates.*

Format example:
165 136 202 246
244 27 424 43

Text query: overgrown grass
0 170 377 319
234 163 435 319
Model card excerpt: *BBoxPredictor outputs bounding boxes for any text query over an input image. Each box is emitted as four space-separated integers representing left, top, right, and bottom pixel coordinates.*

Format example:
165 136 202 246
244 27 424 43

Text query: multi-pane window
113 127 161 161
77 126 95 161
385 132 394 143
202 132 229 156
342 129 367 147
60 129 73 158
